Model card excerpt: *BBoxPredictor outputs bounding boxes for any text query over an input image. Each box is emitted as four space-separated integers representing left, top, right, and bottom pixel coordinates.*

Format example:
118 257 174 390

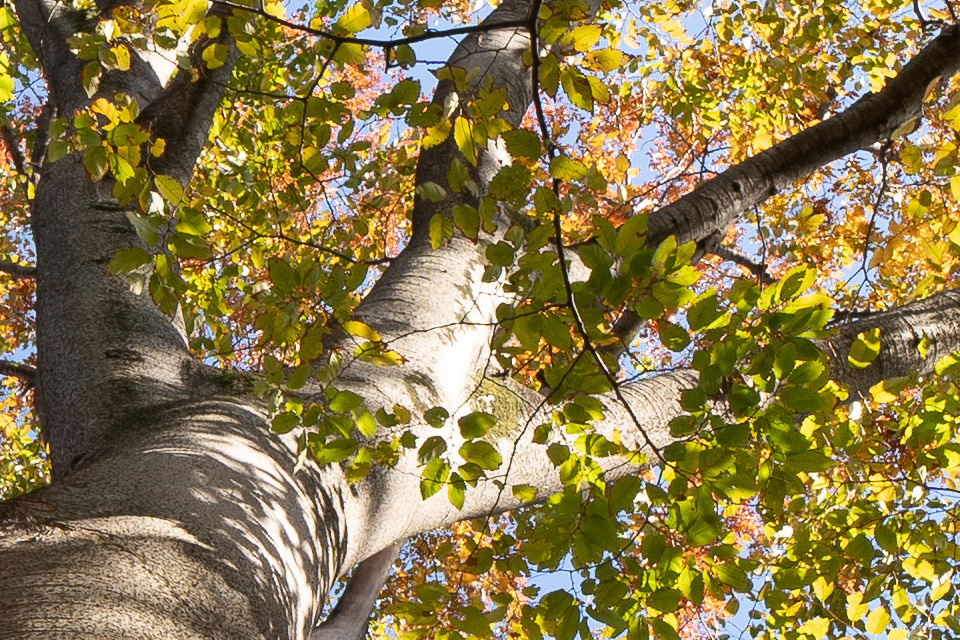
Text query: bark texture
2 1 960 639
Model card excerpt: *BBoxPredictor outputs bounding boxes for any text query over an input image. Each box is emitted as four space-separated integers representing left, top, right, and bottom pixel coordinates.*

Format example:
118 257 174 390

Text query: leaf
268 258 297 295
327 389 363 413
420 458 449 499
154 175 183 205
429 214 453 248
447 472 465 510
658 320 690 352
512 484 537 501
848 327 881 368
418 435 447 464
340 321 378 343
458 412 496 439
714 562 751 591
424 406 449 428
454 117 477 165
502 129 541 159
870 377 910 403
459 441 501 470
549 156 587 181
108 247 150 274
865 606 890 634
335 3 371 33
312 438 358 464
452 205 479 239
271 412 299 434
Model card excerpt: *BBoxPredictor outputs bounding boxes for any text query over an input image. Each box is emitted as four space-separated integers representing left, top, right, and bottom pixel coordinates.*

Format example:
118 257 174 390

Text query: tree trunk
5 1 960 638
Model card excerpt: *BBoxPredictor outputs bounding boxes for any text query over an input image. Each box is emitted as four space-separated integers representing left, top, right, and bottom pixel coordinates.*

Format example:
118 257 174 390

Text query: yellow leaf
865 606 890 634
454 118 476 165
336 3 370 33
870 377 909 403
846 592 868 622
342 320 380 342
889 629 907 640
263 0 284 18
797 617 829 639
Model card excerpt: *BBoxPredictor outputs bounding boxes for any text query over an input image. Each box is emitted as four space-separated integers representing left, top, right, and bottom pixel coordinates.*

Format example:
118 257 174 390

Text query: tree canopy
3 0 960 638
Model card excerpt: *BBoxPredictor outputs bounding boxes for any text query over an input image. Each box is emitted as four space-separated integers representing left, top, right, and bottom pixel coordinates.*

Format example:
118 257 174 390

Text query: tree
2 0 960 637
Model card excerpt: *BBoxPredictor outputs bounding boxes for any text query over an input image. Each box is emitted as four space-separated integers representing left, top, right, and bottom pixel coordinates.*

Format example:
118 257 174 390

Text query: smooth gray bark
2 2 960 640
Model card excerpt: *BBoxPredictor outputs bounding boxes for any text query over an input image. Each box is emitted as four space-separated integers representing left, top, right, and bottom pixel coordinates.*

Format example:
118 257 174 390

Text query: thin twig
709 243 774 285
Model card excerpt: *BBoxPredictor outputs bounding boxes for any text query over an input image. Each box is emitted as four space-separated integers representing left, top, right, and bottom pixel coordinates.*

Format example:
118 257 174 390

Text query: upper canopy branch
606 24 960 350
0 360 36 386
0 260 37 280
211 0 528 49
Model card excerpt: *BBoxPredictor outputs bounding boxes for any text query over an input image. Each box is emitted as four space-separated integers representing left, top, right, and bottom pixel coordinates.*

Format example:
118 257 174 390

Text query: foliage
4 0 960 638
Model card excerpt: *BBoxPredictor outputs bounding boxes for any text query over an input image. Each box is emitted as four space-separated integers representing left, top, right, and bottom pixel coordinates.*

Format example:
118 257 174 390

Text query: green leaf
648 588 683 613
418 435 447 464
549 156 587 181
714 561 751 591
452 204 479 239
424 406 450 428
328 389 363 413
429 214 453 248
108 247 150 274
420 458 449 499
459 441 502 470
502 129 541 159
418 181 446 202
658 320 690 352
82 145 108 181
312 438 358 464
848 327 881 369
447 472 465 510
458 411 496 439
268 258 297 295
271 412 300 434
780 387 836 413
512 483 537 501
342 320 380 341
454 117 477 165
335 3 371 33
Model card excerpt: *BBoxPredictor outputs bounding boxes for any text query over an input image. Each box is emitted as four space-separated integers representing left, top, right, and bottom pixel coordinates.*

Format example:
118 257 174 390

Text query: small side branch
0 360 37 386
0 260 37 280
709 243 774 285
310 542 402 640
0 125 27 177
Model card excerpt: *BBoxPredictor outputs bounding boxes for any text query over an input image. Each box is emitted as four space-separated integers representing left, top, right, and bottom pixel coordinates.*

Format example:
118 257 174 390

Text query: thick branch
608 24 960 350
13 0 89 115
0 360 36 386
310 543 401 640
359 287 960 547
823 288 960 396
0 260 37 280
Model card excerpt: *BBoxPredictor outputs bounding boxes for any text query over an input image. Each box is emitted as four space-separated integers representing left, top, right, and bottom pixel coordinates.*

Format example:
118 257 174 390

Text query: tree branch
211 0 527 49
0 260 37 280
363 286 960 545
607 24 960 351
1 124 28 177
310 543 402 640
0 360 37 386
708 243 774 284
